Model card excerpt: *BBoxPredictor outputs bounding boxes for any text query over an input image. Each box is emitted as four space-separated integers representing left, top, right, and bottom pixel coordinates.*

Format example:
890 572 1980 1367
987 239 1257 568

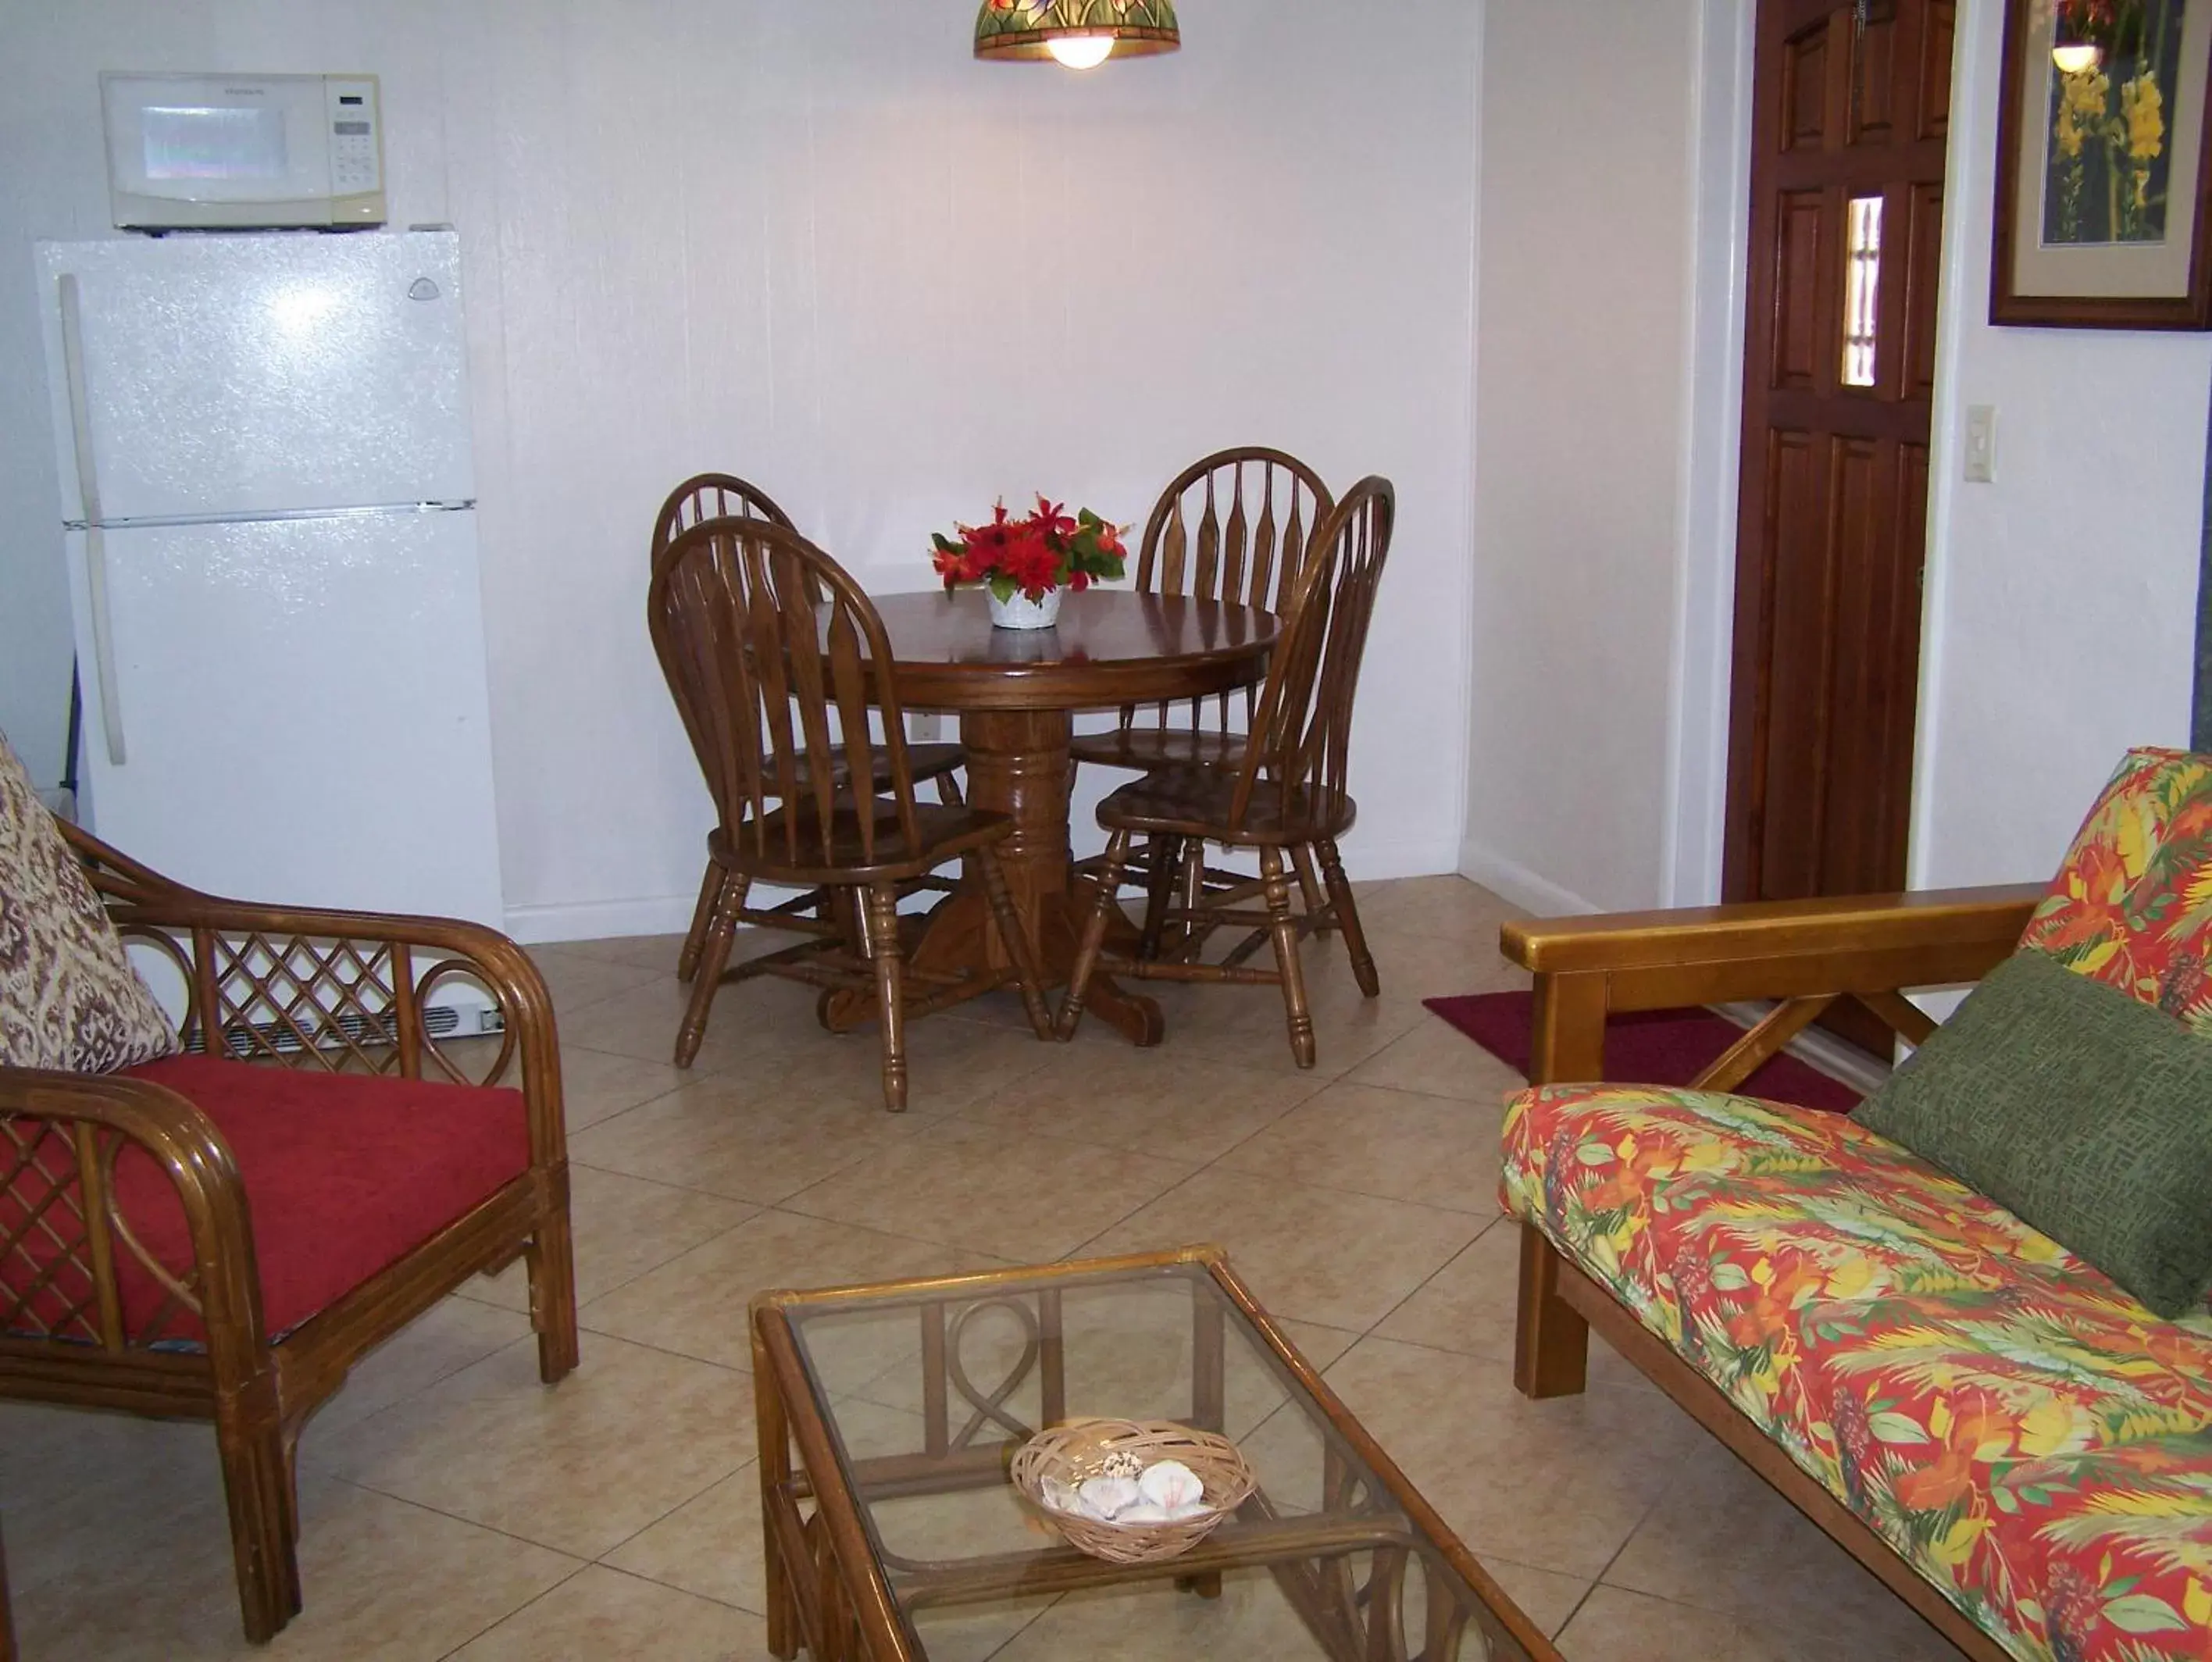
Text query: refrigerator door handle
59 274 127 766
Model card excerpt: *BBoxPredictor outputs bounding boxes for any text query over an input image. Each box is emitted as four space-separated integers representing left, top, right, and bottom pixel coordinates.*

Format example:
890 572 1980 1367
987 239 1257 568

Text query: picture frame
1993 0 2212 328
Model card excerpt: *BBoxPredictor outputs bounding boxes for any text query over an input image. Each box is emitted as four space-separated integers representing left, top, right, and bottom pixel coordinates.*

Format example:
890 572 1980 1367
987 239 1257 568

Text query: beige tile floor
0 876 1968 1661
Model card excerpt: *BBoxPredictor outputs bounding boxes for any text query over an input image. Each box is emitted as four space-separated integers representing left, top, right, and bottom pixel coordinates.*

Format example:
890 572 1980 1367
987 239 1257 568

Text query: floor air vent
187 1001 504 1058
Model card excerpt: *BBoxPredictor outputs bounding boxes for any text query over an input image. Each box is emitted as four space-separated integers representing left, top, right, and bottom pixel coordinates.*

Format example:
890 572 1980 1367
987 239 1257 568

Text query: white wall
0 2 1482 940
1462 0 2212 919
1911 0 2212 888
1461 0 1709 915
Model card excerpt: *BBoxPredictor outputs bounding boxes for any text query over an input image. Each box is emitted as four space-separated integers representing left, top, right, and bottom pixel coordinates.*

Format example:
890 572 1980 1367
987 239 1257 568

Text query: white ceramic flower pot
989 588 1063 630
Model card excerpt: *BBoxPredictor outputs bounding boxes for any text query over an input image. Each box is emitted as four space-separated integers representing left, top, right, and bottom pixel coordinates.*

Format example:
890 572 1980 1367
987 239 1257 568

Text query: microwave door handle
59 274 126 767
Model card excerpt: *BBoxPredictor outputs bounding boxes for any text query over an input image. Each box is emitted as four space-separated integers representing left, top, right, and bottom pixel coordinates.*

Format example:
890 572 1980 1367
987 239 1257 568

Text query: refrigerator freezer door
66 510 505 926
39 231 474 522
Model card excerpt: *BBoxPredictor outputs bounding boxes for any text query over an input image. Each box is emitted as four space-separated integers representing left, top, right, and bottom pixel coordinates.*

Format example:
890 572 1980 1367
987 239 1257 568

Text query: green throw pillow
1857 950 2212 1319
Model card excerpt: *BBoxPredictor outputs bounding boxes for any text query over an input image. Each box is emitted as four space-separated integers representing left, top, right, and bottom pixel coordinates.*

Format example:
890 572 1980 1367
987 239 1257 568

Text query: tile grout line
329 1454 758 1597
1551 1485 1676 1643
430 1554 598 1662
430 1557 767 1661
1359 1211 1510 1339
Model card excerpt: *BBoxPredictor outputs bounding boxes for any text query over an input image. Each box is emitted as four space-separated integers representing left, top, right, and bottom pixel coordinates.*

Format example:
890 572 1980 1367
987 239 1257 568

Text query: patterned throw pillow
2021 747 2212 1031
0 731 178 1072
1859 747 2212 1318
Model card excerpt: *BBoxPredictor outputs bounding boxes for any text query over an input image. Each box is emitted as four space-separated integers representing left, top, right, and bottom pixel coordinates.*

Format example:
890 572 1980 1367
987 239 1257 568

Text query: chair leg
1515 1222 1592 1398
1317 838 1379 997
1137 835 1183 961
1290 844 1330 937
1057 829 1133 1040
1259 845 1315 1068
937 771 965 808
215 1386 301 1643
676 872 745 1067
864 884 908 1111
676 858 722 983
0 1516 16 1662
280 1425 305 1546
528 1162 581 1383
1174 836 1208 961
978 847 1053 1040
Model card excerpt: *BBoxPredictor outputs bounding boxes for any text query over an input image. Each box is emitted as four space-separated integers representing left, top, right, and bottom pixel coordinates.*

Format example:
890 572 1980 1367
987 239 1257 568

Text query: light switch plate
1964 405 1997 483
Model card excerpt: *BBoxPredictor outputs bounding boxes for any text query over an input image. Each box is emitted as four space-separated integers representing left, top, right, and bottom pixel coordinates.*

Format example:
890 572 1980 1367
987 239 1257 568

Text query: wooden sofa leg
216 1396 301 1642
1514 1222 1590 1399
529 1165 582 1384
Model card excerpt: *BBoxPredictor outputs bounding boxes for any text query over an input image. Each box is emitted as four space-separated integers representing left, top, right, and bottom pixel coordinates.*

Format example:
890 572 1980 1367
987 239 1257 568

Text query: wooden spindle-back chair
1058 476 1397 1068
650 475 966 983
1074 448 1333 769
1069 448 1335 915
647 517 1048 1106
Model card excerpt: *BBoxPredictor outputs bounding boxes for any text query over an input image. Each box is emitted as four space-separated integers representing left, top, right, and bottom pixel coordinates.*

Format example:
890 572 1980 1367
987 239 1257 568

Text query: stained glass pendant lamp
974 1 1182 70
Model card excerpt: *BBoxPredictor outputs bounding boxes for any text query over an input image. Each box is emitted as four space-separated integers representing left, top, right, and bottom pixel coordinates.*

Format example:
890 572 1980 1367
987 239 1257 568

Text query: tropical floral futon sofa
1499 748 2212 1662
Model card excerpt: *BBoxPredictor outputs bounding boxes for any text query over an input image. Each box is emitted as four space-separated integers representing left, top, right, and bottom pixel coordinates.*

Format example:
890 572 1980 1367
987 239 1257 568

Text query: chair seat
5 1056 529 1345
800 740 962 794
1097 765 1358 844
713 798 1011 884
1069 727 1246 772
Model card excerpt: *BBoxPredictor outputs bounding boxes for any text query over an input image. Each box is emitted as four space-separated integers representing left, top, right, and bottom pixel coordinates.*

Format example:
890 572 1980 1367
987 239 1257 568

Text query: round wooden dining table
844 588 1279 1045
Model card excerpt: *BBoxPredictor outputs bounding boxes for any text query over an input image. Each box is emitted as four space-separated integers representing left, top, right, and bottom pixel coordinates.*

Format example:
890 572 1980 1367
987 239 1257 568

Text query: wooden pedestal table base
826 708 1161 1044
822 590 1279 1047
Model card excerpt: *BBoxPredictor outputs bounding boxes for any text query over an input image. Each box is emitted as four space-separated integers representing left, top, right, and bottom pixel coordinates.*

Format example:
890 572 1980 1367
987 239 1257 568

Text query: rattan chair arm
1500 883 2043 978
98 893 568 1168
0 1066 268 1353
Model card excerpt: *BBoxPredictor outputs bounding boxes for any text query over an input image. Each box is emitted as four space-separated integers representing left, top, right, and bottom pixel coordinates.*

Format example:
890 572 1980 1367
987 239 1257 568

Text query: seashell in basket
1137 1460 1204 1513
1010 1418 1258 1567
1075 1475 1141 1521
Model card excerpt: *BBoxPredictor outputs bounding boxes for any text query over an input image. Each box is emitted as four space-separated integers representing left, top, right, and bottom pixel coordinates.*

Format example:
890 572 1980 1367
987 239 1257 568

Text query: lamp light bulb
1046 35 1115 70
2051 40 2102 73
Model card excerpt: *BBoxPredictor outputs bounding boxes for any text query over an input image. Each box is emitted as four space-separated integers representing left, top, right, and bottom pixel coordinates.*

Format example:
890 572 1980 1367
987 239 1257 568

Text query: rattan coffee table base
750 1245 1560 1662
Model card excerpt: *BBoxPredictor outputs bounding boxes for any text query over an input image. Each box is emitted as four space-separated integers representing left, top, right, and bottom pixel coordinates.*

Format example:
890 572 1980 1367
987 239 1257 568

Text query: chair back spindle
1126 448 1333 742
649 518 921 876
1230 477 1396 836
651 472 796 554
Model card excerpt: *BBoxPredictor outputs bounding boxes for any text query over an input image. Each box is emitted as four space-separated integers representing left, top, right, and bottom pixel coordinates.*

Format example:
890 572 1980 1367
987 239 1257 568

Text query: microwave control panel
326 77 384 217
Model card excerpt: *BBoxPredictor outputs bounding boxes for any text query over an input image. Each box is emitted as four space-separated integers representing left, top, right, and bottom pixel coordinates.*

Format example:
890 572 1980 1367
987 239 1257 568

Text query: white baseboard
507 840 1463 948
1456 838 1600 918
505 882 816 946
504 894 699 946
1337 834 1463 883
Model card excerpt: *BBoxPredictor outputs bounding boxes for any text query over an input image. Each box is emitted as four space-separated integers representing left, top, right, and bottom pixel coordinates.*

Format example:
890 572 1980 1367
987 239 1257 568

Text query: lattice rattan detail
161 929 516 1086
0 1118 201 1349
0 1120 104 1344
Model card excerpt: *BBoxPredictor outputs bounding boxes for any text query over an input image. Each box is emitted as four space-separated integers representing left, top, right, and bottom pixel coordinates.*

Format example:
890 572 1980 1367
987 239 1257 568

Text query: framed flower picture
1993 0 2212 327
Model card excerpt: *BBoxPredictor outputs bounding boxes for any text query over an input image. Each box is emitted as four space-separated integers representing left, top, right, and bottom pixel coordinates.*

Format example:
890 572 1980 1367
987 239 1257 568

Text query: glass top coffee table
750 1245 1561 1661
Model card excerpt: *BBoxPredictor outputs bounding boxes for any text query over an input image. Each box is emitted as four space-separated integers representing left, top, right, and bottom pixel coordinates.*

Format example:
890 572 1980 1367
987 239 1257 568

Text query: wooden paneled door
1725 0 1954 905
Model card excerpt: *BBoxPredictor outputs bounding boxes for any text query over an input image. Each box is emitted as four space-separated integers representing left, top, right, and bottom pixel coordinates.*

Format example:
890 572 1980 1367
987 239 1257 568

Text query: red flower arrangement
931 496 1128 605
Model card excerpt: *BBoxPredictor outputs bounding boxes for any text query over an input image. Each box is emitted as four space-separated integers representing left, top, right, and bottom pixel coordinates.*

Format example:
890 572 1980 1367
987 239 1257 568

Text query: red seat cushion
4 1054 529 1345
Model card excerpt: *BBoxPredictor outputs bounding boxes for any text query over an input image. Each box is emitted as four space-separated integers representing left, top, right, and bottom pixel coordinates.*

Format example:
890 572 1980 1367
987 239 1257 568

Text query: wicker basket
1009 1418 1257 1566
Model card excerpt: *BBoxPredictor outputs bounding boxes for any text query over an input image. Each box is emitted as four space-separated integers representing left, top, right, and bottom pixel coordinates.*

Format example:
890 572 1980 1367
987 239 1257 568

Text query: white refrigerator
34 230 505 929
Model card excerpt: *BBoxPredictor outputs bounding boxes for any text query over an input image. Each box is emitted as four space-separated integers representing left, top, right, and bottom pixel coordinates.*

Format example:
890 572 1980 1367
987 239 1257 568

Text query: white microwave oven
101 73 386 231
